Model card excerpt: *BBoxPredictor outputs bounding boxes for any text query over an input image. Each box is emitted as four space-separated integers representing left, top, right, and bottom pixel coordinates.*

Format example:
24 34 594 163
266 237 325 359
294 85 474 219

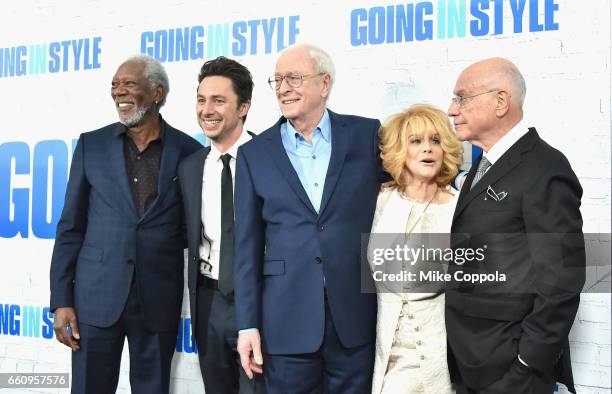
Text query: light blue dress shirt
280 110 332 213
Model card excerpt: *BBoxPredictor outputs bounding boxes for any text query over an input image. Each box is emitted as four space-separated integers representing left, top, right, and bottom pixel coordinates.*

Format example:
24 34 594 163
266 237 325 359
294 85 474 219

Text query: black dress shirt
115 123 164 217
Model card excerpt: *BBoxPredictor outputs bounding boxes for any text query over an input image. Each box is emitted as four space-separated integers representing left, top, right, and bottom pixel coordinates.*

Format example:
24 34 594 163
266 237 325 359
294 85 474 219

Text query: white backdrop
0 1 610 393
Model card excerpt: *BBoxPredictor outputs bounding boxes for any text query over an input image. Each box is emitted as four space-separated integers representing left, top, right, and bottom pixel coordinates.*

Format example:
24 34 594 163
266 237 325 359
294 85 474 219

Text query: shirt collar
209 129 252 162
484 117 529 166
285 109 331 148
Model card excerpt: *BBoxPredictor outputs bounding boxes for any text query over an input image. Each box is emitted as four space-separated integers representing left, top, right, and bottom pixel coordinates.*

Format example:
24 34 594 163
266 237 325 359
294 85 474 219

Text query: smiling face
403 130 444 183
111 61 160 127
196 75 249 144
274 47 330 129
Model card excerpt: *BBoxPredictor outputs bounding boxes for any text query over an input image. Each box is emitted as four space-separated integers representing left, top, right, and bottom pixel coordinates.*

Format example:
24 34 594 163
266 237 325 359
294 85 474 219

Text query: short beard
118 105 150 128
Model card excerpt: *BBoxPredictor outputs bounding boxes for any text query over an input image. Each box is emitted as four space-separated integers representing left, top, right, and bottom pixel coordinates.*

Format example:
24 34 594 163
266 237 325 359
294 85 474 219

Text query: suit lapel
318 111 348 218
264 119 318 215
109 130 139 220
453 129 538 222
186 148 209 253
184 148 208 290
141 123 181 220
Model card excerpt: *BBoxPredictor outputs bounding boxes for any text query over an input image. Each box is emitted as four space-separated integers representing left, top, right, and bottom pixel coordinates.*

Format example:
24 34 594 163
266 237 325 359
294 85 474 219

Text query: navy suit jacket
234 111 382 355
50 119 201 332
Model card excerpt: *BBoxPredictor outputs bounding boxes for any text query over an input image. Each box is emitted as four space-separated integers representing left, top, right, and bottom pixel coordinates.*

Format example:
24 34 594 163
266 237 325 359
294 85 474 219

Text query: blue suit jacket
234 111 382 354
50 119 201 332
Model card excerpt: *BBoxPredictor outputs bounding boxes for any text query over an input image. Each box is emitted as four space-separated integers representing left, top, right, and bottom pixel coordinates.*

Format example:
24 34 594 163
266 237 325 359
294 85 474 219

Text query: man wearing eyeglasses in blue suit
234 43 385 393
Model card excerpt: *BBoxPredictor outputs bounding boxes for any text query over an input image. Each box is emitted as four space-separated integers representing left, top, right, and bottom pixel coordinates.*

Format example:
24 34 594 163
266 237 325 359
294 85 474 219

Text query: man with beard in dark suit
50 55 201 394
445 57 585 394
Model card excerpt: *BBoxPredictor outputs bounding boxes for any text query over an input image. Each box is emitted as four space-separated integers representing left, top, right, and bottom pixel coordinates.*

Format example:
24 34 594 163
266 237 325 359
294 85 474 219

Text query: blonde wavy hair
379 104 463 189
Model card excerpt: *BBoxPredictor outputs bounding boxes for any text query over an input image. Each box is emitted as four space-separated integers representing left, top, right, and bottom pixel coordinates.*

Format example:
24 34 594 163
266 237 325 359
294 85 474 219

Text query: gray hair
499 64 526 108
290 43 336 89
124 54 170 108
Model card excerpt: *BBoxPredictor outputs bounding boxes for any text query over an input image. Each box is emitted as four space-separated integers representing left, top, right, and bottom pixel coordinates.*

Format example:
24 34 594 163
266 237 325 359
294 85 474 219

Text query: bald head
448 57 526 151
461 57 526 108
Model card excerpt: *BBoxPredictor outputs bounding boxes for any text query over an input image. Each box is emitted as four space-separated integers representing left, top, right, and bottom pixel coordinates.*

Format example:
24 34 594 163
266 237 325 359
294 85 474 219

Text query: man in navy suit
50 55 201 394
235 44 382 393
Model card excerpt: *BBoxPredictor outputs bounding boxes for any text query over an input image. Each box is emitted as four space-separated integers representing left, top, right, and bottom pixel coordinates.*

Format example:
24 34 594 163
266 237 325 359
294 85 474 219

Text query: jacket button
318 224 325 232
315 257 322 264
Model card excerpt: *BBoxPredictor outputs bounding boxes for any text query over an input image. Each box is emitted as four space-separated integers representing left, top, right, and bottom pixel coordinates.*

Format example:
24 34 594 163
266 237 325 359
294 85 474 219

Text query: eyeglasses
268 73 325 90
451 89 500 108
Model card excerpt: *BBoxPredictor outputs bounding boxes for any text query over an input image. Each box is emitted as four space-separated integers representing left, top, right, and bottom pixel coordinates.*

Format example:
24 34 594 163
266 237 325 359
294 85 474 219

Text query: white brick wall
569 294 612 393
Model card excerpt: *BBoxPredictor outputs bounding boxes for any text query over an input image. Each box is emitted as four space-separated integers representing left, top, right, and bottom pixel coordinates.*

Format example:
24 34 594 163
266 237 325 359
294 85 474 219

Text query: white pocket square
486 186 508 202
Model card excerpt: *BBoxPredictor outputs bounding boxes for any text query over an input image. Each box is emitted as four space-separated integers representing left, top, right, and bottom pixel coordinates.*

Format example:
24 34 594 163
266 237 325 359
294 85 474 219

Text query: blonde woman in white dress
369 104 463 394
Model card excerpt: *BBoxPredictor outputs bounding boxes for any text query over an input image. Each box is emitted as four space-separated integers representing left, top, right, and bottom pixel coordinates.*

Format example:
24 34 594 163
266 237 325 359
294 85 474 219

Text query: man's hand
237 330 264 379
53 307 80 351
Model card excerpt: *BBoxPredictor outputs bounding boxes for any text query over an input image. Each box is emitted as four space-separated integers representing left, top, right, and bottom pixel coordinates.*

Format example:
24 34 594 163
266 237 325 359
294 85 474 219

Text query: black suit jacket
50 119 202 332
445 128 585 393
177 131 255 338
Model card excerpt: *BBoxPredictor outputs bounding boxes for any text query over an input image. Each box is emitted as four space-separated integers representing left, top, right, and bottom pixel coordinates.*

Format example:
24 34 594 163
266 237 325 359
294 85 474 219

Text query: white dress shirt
453 118 530 190
483 117 530 169
199 131 252 279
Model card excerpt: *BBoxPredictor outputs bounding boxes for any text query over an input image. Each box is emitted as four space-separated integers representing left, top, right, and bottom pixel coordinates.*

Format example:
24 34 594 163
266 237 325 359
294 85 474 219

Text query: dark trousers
71 279 176 394
456 358 556 394
263 297 374 394
196 283 265 394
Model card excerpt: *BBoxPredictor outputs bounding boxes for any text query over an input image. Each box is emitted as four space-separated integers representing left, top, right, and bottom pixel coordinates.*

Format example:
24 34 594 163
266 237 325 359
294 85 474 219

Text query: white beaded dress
369 186 458 394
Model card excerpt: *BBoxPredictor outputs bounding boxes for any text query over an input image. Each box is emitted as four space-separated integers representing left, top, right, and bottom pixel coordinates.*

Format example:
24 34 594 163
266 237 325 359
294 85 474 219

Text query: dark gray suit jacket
446 128 585 393
177 131 255 338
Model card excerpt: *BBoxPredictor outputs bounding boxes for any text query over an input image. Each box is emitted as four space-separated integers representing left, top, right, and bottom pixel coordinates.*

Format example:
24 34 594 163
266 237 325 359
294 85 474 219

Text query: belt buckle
199 259 212 274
